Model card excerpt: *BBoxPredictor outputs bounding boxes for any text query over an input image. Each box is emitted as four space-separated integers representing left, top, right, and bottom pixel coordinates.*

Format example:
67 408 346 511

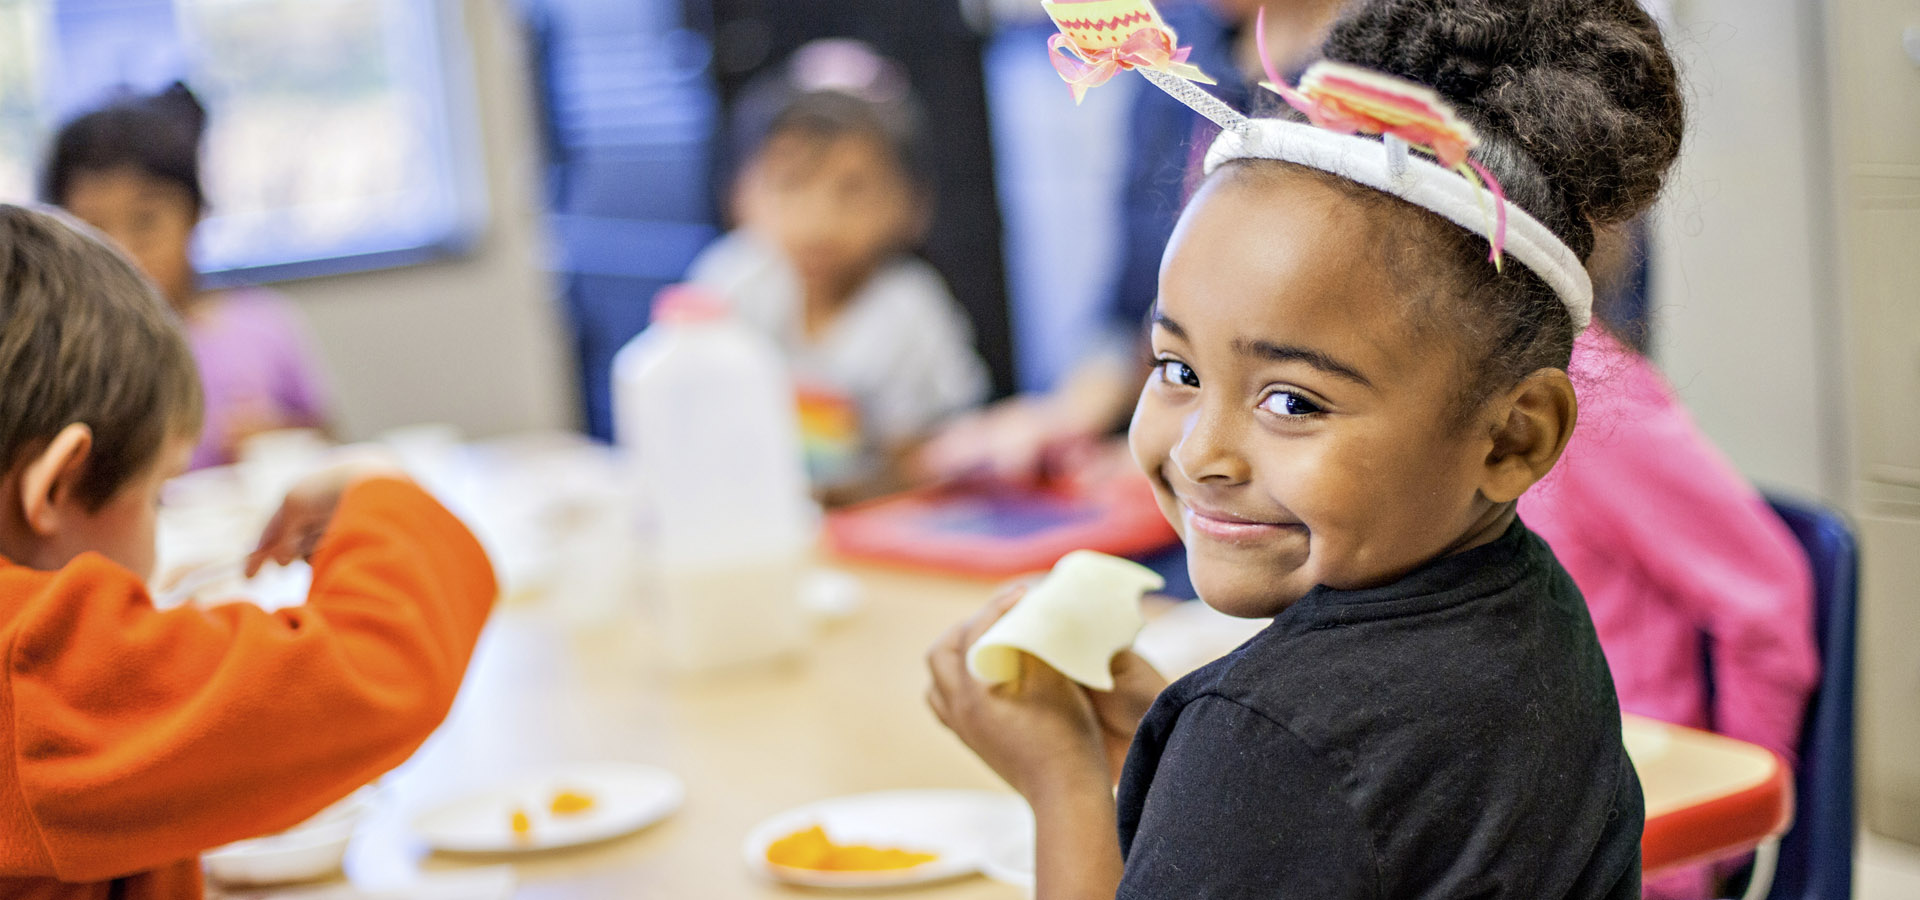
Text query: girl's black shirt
1115 519 1643 899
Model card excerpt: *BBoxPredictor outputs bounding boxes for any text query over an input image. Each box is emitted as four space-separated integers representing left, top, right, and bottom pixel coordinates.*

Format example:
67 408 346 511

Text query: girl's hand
246 455 410 577
926 587 1111 801
1088 651 1169 782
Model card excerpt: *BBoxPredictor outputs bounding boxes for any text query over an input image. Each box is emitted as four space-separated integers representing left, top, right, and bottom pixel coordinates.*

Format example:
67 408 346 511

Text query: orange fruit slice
765 824 938 872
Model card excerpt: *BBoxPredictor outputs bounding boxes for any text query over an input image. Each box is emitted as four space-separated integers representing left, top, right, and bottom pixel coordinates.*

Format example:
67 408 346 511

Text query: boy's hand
246 456 410 577
1088 651 1168 783
925 586 1111 802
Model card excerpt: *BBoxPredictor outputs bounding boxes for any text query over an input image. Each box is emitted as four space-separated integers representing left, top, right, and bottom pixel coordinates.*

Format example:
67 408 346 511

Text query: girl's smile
1177 495 1302 543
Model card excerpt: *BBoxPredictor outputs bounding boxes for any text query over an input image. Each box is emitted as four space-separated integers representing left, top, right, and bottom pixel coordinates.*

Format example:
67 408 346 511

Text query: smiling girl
926 0 1685 896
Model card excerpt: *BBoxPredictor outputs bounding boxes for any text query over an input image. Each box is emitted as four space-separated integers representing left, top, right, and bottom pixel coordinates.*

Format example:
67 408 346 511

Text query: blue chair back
1763 494 1857 900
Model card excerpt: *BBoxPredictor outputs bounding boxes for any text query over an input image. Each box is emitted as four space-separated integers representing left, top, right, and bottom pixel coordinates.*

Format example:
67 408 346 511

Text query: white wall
1650 0 1842 501
272 0 576 442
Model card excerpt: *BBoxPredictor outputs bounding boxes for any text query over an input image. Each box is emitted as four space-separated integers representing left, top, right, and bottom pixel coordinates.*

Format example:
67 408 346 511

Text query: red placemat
825 468 1178 579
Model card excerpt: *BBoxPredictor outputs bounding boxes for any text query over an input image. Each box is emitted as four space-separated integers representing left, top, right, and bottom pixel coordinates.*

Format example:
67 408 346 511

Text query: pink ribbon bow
1047 27 1194 105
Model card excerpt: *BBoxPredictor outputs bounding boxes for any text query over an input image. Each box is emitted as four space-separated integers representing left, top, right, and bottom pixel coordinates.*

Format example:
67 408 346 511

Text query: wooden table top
333 555 1789 894
342 562 1025 898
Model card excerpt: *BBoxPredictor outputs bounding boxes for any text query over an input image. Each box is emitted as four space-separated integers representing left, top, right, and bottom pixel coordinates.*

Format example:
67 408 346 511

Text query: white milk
612 286 817 672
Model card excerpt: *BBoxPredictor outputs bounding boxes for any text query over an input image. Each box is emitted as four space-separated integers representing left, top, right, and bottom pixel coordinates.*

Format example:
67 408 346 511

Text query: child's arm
926 593 1126 900
6 471 494 881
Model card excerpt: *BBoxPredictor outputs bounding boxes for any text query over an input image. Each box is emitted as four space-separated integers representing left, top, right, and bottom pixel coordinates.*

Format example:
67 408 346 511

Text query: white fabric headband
1201 120 1595 331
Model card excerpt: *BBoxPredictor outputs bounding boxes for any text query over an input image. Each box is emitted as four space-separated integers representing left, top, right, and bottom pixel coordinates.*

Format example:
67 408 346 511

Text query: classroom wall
1649 0 1843 503
1666 0 1920 848
1823 0 1920 848
271 0 576 442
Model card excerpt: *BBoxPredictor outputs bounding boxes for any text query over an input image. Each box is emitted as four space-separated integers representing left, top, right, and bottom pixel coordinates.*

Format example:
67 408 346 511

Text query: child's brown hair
0 204 203 508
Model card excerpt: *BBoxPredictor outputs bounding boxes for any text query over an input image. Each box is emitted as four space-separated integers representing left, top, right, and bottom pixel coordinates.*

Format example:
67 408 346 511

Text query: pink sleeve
1565 383 1818 764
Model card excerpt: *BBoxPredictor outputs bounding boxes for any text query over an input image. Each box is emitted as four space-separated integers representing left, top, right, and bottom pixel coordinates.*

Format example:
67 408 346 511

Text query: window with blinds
0 0 485 282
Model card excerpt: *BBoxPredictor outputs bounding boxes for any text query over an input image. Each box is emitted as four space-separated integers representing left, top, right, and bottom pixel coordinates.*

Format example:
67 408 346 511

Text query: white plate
413 762 684 853
743 789 1030 889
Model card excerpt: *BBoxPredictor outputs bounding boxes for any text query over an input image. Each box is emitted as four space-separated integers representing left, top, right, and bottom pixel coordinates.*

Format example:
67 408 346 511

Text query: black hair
723 40 929 194
41 82 209 212
1234 0 1684 414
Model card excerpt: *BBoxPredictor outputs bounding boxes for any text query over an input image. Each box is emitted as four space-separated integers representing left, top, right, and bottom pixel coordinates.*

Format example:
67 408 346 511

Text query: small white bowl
203 787 374 886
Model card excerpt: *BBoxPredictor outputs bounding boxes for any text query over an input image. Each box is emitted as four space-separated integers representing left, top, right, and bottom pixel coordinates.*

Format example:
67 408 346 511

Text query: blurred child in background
689 39 989 502
44 82 332 470
0 204 493 899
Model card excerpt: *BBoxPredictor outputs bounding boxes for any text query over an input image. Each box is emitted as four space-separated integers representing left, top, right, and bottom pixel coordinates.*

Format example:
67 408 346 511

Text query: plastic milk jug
612 285 817 671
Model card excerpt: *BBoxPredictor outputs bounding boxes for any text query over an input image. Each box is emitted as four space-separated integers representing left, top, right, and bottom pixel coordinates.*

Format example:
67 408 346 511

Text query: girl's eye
1260 390 1323 417
1155 359 1199 388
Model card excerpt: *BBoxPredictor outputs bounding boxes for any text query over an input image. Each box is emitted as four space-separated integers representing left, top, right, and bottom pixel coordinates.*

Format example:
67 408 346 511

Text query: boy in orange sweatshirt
0 204 497 898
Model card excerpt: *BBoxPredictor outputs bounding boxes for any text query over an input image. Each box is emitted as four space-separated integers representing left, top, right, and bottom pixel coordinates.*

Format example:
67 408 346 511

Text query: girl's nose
1170 398 1251 486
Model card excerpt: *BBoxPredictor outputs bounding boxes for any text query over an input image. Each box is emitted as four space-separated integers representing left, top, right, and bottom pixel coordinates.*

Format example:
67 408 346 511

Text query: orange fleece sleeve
6 478 495 882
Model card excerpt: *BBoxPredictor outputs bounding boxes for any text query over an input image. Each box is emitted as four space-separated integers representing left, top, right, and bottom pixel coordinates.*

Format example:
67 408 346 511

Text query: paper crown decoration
1041 0 1214 104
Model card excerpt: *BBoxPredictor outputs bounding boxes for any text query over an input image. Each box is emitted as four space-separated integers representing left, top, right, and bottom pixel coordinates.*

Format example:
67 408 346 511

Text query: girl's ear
1479 370 1577 504
19 424 94 537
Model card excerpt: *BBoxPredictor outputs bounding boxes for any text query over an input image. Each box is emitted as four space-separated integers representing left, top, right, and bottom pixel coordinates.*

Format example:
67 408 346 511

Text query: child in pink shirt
1521 327 1819 899
179 286 330 469
44 84 332 469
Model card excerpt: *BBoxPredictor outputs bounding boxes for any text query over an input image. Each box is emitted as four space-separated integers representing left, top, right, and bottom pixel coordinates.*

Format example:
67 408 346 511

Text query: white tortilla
966 551 1165 690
